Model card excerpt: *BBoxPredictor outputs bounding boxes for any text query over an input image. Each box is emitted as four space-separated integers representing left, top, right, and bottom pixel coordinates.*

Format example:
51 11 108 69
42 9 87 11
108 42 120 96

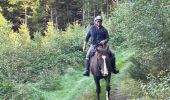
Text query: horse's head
95 44 110 76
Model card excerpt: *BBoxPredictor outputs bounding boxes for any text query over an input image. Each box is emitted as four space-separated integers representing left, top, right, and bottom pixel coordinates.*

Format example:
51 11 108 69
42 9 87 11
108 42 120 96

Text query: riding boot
109 53 119 74
83 59 90 76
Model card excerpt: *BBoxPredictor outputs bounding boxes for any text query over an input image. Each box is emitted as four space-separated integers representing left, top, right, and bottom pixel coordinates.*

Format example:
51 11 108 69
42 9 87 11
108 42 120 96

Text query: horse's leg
105 76 111 100
94 77 101 100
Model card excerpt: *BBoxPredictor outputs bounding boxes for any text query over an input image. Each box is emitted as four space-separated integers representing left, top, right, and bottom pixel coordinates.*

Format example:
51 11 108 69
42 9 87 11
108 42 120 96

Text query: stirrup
83 71 90 76
112 68 119 74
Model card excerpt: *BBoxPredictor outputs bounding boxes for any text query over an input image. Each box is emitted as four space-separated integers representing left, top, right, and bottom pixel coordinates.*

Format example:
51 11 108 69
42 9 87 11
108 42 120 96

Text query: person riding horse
83 15 119 76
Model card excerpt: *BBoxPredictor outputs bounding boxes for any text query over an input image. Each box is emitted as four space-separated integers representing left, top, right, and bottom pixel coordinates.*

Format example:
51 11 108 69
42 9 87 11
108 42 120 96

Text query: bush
102 3 132 48
11 84 44 100
0 12 12 52
0 82 14 97
0 19 86 98
126 0 170 80
39 79 62 91
139 69 170 99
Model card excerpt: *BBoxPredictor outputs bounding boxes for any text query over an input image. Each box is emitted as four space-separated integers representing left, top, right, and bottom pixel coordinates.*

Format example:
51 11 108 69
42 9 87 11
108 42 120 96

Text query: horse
90 44 112 100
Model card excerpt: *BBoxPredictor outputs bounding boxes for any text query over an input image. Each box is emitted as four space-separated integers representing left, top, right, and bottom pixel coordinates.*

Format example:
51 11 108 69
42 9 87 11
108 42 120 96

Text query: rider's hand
83 41 87 51
100 40 107 45
83 45 86 51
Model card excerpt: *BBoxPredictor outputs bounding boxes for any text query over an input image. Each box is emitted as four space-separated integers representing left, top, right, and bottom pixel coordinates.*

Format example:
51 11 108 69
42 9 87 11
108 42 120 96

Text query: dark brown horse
90 44 112 100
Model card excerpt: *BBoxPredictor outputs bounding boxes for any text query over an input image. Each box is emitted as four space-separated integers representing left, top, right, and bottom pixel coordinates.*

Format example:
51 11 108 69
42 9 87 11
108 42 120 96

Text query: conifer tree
43 21 55 46
18 24 31 47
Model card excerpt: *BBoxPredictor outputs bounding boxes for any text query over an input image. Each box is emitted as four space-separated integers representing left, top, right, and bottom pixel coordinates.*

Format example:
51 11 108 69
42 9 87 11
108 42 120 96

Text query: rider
83 15 119 76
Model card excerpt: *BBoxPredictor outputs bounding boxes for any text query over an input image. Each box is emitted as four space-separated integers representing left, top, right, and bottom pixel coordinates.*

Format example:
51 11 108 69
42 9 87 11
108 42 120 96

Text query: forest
0 0 170 100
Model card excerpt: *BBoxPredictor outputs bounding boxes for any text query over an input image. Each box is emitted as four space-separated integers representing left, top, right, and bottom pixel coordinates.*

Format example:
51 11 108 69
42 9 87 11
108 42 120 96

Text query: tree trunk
93 0 96 18
50 7 53 22
83 7 85 23
55 16 58 30
106 0 108 18
25 7 27 26
116 0 119 4
88 1 90 22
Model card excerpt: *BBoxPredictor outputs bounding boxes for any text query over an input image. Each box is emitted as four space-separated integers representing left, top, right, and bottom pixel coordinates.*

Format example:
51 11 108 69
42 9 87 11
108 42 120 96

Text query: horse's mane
95 44 109 55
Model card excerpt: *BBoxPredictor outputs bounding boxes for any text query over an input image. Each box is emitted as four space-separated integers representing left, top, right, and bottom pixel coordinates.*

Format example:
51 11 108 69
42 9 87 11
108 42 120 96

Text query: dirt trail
111 87 130 100
110 62 134 100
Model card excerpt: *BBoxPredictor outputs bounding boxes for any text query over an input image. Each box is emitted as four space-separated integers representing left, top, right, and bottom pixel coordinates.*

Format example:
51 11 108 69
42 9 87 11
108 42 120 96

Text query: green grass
116 49 135 69
27 69 95 100
25 49 135 100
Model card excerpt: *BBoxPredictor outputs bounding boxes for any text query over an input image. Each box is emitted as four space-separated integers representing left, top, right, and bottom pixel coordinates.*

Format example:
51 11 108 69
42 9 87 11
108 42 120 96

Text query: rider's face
95 20 102 27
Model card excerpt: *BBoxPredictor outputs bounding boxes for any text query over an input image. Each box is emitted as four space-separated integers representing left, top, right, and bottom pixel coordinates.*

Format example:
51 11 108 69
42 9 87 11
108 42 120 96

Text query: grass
28 69 95 100
24 49 136 100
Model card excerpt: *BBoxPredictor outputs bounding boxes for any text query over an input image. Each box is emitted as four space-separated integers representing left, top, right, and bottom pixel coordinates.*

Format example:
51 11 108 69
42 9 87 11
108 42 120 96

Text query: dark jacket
85 25 109 45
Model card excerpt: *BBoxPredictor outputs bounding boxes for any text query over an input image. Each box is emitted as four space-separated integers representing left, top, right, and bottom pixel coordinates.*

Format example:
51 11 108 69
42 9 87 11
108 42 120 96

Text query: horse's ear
96 46 102 52
105 45 109 51
96 47 99 52
107 45 109 50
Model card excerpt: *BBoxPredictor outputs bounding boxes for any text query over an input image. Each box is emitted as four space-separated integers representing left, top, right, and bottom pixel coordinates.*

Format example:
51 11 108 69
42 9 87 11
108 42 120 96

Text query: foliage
0 12 12 50
103 3 132 48
39 69 62 91
127 0 170 80
42 21 55 46
0 15 85 99
9 31 20 48
18 24 31 47
139 69 170 99
7 84 44 100
0 82 14 97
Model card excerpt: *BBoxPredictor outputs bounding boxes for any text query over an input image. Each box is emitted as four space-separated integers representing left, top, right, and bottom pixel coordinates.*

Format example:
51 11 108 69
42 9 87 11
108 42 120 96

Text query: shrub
39 69 63 91
139 69 170 99
0 82 14 97
18 24 31 48
127 0 170 80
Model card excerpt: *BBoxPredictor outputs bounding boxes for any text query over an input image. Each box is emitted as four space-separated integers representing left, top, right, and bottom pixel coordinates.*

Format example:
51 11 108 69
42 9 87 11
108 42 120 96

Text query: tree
18 24 31 47
42 21 55 46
